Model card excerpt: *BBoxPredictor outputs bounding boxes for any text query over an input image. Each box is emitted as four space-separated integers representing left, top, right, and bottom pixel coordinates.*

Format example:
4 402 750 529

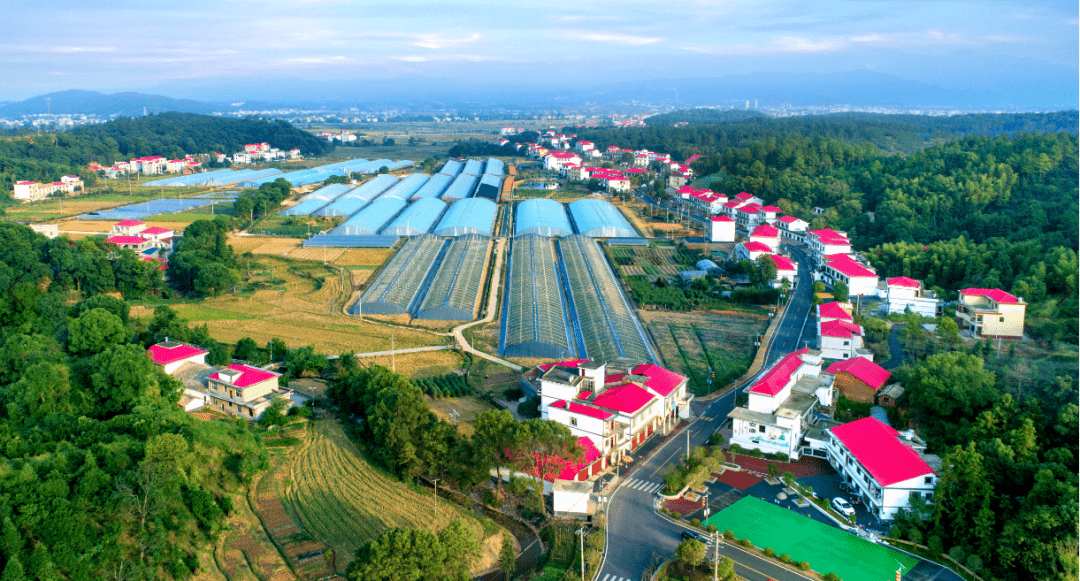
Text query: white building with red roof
734 192 763 205
749 223 781 252
769 254 797 287
709 215 736 242
112 219 147 236
537 358 691 474
956 288 1026 339
678 187 727 215
148 341 208 375
819 255 880 298
817 302 872 360
826 417 940 520
727 349 835 460
734 203 764 230
882 277 941 318
206 364 289 419
806 228 853 264
106 235 153 252
544 151 582 172
734 241 773 261
775 215 809 242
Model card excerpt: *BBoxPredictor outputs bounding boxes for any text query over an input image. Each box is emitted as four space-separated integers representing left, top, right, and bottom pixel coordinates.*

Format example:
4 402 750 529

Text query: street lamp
576 527 587 581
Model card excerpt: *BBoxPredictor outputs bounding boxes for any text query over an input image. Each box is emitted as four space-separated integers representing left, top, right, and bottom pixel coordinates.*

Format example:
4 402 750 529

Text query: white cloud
390 53 513 63
287 56 347 64
411 33 482 50
681 35 846 55
565 32 662 45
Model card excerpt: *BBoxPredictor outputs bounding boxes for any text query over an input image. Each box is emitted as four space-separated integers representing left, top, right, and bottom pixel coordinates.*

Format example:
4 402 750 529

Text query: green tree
832 281 849 303
905 351 998 427
438 519 480 580
346 527 447 581
676 539 706 568
472 409 522 495
754 254 778 287
86 344 163 415
1 555 26 581
498 533 515 581
193 262 238 297
67 308 129 355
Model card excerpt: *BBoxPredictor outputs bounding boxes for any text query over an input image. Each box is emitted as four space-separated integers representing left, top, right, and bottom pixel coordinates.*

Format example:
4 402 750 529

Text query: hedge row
415 374 474 399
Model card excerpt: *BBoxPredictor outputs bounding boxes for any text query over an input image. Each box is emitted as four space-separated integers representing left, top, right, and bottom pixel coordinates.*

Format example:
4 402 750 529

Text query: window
924 476 933 485
569 417 578 427
925 492 933 501
759 425 766 433
999 316 1005 322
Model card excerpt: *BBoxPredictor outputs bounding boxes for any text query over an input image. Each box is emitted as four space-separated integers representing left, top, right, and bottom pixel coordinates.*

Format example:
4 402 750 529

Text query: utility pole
712 530 720 581
686 427 691 459
391 335 396 372
433 478 439 518
576 527 587 581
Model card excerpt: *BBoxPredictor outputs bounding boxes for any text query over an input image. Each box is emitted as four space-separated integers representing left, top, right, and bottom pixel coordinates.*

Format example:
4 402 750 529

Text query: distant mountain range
4 67 1076 118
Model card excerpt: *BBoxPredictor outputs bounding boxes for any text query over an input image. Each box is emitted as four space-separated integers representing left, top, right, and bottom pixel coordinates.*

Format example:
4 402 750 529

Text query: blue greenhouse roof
462 159 484 176
484 158 505 176
441 173 479 200
377 173 430 200
380 197 448 236
439 160 464 176
433 198 497 237
332 197 407 235
515 199 572 237
412 173 454 198
568 199 638 238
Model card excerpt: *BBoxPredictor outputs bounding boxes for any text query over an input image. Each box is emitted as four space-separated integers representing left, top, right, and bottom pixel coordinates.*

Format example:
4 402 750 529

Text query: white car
831 497 856 518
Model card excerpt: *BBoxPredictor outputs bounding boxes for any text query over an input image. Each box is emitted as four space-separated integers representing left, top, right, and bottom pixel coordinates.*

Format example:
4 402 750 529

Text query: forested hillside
0 113 332 195
572 110 1078 158
0 222 266 580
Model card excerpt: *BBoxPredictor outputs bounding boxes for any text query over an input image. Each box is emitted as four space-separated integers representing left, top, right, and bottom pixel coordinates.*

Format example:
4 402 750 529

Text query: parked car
681 529 708 543
831 497 856 518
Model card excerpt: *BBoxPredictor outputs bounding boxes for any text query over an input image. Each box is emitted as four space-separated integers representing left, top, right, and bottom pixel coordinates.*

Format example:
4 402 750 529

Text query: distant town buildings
12 175 83 201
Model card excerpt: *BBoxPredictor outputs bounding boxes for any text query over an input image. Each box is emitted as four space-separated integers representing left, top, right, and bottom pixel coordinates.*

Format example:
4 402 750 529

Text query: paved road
881 324 906 370
596 253 817 581
767 244 816 366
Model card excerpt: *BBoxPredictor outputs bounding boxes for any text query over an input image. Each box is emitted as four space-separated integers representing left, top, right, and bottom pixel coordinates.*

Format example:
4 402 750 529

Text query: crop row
415 374 474 398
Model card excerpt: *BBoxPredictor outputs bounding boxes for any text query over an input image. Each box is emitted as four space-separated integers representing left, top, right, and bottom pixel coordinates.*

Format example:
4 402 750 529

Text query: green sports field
704 497 917 581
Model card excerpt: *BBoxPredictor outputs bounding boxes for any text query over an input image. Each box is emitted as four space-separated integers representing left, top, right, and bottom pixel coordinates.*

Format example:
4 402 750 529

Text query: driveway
880 324 906 370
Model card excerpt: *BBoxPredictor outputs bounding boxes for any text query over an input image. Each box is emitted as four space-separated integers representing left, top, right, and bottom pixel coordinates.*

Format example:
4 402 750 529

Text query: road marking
700 416 713 421
649 448 682 478
601 574 610 581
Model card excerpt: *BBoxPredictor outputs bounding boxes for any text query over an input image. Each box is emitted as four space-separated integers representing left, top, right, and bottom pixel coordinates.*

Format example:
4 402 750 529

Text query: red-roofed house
734 203 764 230
819 319 871 361
139 226 175 250
207 364 289 419
709 215 735 242
749 224 781 251
728 349 835 460
826 357 891 403
106 235 153 252
734 192 763 205
148 341 208 374
769 254 797 287
957 288 1026 339
826 417 940 520
883 277 941 317
538 358 691 472
112 219 147 236
818 301 853 322
819 256 879 298
735 241 773 261
806 229 852 264
544 151 582 172
775 215 809 242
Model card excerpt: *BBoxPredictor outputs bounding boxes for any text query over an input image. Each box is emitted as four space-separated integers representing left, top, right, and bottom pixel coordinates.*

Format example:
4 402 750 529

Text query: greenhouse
515 199 573 237
277 183 353 216
499 234 574 360
438 159 464 176
484 158 505 176
412 173 454 198
331 197 407 235
441 172 480 200
433 198 497 237
474 173 502 201
462 159 484 176
567 199 638 238
379 198 448 236
415 235 491 321
377 173 430 200
356 235 446 315
313 174 398 217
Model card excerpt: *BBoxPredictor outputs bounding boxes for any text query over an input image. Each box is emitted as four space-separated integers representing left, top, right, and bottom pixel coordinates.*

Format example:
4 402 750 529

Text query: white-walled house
148 341 208 375
806 229 853 265
770 254 797 287
881 277 942 317
826 417 940 520
749 224 781 252
775 215 809 242
817 302 872 361
727 349 836 460
735 241 773 261
957 288 1027 339
538 359 692 473
709 216 736 242
819 255 880 298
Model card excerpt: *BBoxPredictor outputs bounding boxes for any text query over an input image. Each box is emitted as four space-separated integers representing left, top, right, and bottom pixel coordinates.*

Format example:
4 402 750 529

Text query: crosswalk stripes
600 575 635 581
621 477 663 493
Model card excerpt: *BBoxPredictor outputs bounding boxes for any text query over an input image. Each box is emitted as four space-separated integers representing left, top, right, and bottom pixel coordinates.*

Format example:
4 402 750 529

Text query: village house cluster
104 219 176 263
12 175 83 201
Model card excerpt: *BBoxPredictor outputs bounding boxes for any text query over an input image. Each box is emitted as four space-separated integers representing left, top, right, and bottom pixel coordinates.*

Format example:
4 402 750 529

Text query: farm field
607 244 700 277
4 186 217 222
132 252 450 357
281 419 508 575
638 310 768 396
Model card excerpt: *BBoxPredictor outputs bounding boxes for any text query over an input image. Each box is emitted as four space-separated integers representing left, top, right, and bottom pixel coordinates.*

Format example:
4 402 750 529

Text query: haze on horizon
2 0 1077 107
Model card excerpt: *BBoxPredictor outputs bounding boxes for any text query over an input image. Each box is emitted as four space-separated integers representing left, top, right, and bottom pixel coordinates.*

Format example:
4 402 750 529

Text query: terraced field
283 420 498 574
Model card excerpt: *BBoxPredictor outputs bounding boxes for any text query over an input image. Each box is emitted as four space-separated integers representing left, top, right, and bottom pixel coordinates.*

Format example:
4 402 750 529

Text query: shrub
824 573 842 581
764 548 775 558
948 546 966 563
799 561 811 571
782 471 795 481
723 530 734 540
482 490 498 506
779 554 791 564
928 535 944 555
773 452 788 462
661 507 670 514
671 512 681 520
728 443 743 454
706 525 717 534
708 432 725 446
690 518 701 527
738 539 752 548
748 448 763 458
965 554 983 572
907 528 923 545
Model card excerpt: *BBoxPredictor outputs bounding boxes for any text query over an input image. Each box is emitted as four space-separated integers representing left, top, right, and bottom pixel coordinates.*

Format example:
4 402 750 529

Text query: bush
738 539 752 548
482 490 498 506
773 452 788 462
690 518 701 527
661 507 670 514
748 448 764 458
671 512 681 520
928 535 944 555
965 554 983 572
708 432 725 446
907 528 923 545
799 561 811 571
723 530 734 540
728 443 743 453
779 554 791 564
824 573 842 581
706 525 717 534
948 546 966 564
764 548 775 558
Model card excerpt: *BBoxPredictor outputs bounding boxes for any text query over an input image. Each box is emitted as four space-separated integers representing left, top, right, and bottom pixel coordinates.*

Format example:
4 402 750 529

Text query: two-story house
147 341 208 375
538 359 691 473
805 229 853 265
206 364 289 419
749 224 781 252
727 349 836 460
819 255 880 298
774 215 809 243
709 216 736 242
956 288 1026 339
817 302 873 361
826 417 940 520
881 277 942 318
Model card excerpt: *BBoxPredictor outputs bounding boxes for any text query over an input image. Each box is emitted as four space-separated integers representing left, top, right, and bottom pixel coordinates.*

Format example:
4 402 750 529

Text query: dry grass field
281 419 506 575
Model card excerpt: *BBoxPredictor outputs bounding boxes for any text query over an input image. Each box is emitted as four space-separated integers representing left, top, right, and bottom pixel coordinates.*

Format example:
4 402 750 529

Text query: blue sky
2 0 1077 102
